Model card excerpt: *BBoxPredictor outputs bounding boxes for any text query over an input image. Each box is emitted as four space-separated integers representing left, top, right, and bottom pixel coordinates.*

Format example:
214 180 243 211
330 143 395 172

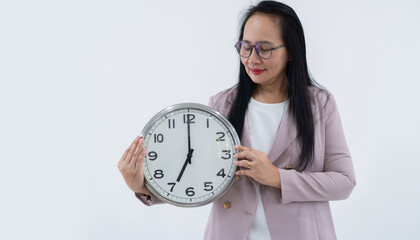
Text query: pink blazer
136 86 356 240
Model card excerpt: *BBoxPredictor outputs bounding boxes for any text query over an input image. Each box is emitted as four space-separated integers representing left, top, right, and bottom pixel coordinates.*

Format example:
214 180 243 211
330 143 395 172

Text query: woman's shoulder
308 85 340 122
308 85 334 107
208 85 238 108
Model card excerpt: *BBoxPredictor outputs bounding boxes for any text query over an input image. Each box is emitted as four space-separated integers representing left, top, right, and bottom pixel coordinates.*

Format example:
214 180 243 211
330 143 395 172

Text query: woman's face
241 13 289 87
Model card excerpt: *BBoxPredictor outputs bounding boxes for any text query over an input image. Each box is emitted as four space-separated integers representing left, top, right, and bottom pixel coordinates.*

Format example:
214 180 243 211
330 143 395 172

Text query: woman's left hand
234 145 281 189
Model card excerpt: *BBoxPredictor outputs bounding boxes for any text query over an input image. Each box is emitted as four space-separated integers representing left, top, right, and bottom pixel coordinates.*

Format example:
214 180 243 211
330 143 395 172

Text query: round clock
141 103 240 207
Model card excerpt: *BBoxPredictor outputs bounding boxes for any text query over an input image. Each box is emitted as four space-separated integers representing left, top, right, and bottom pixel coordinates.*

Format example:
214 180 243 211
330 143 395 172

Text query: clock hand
176 114 195 182
176 149 194 182
187 114 192 153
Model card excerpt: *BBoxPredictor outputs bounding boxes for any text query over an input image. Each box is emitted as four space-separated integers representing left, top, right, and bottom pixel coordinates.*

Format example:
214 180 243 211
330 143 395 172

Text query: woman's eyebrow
241 39 274 44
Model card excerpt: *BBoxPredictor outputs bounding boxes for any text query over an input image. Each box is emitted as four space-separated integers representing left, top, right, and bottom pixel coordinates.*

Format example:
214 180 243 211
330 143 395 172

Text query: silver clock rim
140 103 241 208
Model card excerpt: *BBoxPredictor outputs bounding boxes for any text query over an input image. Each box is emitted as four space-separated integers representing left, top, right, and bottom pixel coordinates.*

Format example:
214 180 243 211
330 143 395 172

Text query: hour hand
176 149 194 182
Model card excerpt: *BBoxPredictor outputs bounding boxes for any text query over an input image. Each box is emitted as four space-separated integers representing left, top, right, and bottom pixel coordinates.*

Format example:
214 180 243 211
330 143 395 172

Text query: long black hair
228 1 318 171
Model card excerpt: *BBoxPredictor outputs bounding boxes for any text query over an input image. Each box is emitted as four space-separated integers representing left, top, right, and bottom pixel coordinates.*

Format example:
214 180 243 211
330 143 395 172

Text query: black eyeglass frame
234 40 285 59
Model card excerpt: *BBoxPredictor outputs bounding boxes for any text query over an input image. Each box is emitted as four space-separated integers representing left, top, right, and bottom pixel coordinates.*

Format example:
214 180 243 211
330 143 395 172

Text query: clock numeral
204 182 213 191
221 150 231 159
154 134 164 143
148 151 158 161
154 169 164 179
216 132 225 141
185 187 195 196
167 182 176 192
183 114 195 124
217 168 226 178
207 118 210 128
168 119 175 129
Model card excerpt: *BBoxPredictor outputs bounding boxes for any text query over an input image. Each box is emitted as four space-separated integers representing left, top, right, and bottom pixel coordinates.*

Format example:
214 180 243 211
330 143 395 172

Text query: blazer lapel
266 100 320 164
267 107 298 164
240 103 298 164
241 110 252 149
241 110 259 187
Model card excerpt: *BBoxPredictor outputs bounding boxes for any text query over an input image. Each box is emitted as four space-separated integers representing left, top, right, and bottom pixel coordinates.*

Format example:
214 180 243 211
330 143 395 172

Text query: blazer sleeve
134 192 163 206
208 94 217 109
278 94 356 204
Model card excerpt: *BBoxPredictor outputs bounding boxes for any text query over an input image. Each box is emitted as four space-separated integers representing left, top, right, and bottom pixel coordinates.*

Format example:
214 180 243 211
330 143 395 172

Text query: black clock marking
186 187 195 196
168 119 175 129
217 168 226 178
154 133 164 143
148 151 158 161
183 114 196 124
221 150 231 159
154 169 164 179
167 182 176 192
216 132 225 141
204 182 214 191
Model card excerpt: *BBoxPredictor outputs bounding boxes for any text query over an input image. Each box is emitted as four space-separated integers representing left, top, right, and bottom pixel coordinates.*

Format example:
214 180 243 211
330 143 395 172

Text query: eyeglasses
234 41 284 59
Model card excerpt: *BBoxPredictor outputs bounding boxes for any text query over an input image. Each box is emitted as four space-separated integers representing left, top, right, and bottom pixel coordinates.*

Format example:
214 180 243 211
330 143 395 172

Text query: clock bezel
140 103 240 207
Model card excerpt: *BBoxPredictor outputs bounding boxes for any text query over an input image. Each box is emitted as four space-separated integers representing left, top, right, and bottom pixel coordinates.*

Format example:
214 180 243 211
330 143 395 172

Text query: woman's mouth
250 68 265 75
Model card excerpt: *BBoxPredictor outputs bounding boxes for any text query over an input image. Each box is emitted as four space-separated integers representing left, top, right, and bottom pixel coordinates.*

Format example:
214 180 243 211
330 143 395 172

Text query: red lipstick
251 68 265 75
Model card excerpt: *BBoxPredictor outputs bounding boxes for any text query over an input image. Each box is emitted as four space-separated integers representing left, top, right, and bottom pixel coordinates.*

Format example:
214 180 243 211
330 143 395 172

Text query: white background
1 0 419 239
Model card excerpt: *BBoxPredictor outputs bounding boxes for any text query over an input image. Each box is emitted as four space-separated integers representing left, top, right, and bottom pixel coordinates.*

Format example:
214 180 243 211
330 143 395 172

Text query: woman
118 1 356 239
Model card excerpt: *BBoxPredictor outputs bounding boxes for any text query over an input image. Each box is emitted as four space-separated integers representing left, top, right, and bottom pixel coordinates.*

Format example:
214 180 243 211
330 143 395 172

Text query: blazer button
223 201 231 209
285 165 292 170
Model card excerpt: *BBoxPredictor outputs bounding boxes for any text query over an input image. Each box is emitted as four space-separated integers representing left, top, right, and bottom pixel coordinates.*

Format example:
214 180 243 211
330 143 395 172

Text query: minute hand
176 149 194 182
187 114 192 153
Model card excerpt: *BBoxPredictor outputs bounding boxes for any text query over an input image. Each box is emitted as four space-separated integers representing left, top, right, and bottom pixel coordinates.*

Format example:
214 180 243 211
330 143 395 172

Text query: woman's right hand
118 136 151 195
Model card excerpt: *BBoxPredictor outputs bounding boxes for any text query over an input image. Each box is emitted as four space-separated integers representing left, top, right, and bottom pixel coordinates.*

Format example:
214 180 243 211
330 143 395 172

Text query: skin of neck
252 75 288 104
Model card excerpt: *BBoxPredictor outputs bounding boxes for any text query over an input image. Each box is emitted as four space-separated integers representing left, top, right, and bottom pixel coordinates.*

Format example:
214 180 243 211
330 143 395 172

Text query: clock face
141 103 240 207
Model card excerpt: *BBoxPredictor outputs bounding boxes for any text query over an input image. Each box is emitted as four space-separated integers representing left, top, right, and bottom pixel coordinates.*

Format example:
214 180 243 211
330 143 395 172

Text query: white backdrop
1 0 419 239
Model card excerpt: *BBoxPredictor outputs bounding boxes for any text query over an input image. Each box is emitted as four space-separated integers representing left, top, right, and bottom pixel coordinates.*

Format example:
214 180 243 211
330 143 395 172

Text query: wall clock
141 103 240 207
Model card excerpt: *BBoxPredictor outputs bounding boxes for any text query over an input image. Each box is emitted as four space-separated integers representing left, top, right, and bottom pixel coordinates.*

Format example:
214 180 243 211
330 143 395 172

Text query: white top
247 97 288 240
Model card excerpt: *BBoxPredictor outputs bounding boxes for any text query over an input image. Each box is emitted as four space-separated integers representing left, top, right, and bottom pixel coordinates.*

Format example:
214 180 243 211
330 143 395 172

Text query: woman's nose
248 48 262 64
